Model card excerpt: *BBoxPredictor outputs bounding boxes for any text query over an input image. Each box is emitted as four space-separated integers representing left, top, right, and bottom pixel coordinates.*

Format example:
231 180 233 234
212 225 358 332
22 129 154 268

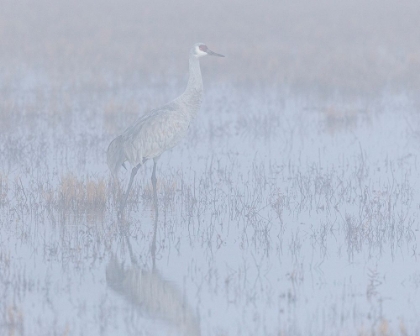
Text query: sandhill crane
107 43 224 213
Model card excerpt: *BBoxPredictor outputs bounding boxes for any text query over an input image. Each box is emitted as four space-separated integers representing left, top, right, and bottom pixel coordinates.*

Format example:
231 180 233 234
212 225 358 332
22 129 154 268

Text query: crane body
107 43 224 213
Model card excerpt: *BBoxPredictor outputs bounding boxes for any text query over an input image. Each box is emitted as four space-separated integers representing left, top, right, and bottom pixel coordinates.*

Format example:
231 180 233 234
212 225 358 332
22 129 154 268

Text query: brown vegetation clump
103 99 140 134
324 105 365 134
358 319 404 336
142 178 178 204
58 174 107 213
6 305 24 336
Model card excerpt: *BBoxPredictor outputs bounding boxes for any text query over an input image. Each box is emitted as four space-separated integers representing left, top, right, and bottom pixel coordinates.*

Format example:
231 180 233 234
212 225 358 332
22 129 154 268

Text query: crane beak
207 49 225 57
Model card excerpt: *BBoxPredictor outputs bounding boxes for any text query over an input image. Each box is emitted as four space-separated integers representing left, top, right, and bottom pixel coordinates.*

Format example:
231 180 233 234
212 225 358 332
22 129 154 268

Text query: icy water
1 75 420 335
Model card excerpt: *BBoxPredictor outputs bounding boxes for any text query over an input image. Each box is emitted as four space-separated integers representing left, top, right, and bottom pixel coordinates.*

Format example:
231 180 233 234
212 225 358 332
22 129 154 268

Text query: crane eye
199 45 208 52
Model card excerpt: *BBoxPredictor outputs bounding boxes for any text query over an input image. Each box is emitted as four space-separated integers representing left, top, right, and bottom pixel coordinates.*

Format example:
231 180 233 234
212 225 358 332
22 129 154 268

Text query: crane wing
121 105 192 166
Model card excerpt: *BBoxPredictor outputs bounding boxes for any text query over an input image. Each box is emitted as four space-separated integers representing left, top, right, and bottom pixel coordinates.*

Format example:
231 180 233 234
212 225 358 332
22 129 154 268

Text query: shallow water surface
1 79 420 335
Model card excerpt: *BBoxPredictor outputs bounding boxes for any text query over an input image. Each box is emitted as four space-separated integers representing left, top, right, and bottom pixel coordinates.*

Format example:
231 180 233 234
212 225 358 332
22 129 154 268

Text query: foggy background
1 0 420 95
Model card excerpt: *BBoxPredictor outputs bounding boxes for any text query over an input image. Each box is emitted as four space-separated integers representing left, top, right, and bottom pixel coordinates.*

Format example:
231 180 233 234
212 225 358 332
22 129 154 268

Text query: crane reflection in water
106 185 201 336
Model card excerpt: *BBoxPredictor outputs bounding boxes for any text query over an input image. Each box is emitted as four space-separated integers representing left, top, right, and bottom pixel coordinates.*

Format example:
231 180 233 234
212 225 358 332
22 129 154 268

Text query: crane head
193 43 225 58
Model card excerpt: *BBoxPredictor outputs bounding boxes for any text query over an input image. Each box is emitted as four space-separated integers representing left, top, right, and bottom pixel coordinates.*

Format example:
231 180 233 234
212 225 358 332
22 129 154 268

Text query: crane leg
151 159 158 269
119 163 141 215
151 159 158 210
151 160 157 193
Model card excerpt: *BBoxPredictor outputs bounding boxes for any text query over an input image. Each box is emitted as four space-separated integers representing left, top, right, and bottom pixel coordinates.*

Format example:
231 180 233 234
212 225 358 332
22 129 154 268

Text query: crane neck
181 54 203 106
187 55 203 94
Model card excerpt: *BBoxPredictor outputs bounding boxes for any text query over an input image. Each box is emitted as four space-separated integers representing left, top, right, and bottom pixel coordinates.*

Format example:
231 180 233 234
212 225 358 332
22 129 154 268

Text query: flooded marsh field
2 77 420 335
2 1 420 335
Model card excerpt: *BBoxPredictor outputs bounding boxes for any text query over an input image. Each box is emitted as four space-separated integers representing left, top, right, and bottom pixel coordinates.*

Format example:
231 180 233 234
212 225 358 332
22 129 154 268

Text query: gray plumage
107 43 224 178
